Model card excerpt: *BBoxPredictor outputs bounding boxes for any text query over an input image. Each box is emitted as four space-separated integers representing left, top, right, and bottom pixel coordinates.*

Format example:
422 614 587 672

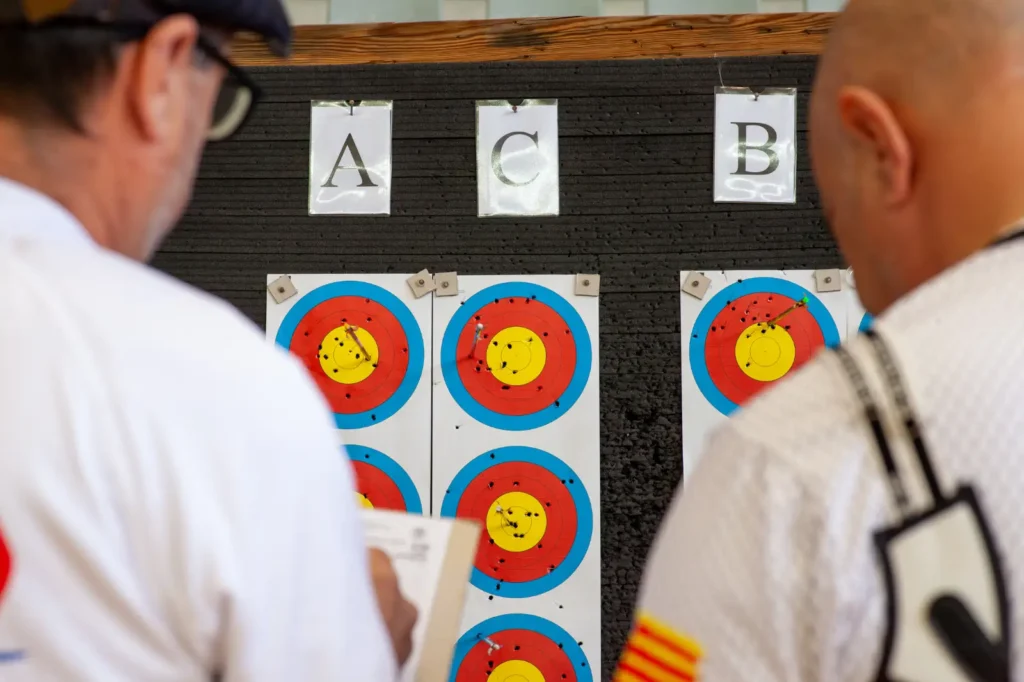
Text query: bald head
810 0 1024 315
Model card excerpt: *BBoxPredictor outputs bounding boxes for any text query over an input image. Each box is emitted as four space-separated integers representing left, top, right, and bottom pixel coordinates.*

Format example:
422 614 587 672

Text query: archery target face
689 277 841 416
450 614 593 682
440 282 592 431
346 445 423 513
274 281 425 429
441 446 593 599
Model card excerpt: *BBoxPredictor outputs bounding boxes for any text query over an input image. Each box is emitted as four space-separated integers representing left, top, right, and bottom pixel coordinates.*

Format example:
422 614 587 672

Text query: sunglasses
9 18 262 142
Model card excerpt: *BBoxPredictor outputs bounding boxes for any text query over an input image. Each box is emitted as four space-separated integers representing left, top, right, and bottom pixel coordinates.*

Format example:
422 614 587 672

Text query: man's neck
0 123 118 252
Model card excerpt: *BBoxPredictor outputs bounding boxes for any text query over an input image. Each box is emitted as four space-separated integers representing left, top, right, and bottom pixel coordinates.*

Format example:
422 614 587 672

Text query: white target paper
266 274 431 514
846 268 874 337
476 100 560 217
680 270 852 480
309 101 393 216
432 275 601 676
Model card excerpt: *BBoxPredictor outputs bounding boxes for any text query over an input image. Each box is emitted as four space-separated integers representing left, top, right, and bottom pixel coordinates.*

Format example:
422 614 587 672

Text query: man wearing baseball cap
0 2 415 680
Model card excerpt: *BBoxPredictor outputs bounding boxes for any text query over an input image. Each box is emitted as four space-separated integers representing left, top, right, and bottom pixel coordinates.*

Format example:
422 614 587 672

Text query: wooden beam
231 12 835 67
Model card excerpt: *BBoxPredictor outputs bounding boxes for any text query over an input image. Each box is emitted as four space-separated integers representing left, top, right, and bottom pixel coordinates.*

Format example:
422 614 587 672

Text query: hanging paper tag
309 101 393 216
476 99 560 217
713 87 797 204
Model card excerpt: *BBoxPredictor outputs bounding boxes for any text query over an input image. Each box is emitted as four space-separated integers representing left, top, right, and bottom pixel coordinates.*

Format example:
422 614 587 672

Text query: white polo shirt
0 178 397 681
620 238 1024 681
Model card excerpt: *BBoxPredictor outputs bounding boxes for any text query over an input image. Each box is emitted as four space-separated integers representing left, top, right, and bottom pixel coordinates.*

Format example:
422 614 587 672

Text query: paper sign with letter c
476 99 560 217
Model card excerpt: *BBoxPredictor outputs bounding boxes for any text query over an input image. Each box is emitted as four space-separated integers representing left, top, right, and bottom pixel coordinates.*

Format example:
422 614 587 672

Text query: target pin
345 324 373 363
484 636 502 655
468 323 485 359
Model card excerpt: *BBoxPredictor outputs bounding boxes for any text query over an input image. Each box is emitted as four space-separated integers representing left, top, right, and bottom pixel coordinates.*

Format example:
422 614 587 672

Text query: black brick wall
153 55 841 680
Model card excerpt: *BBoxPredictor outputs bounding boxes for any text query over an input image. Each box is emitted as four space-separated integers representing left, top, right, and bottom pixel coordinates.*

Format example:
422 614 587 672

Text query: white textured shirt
630 240 1024 681
0 178 397 681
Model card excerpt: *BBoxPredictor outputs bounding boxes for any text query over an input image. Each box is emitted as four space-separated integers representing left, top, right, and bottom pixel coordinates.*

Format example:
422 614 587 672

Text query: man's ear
124 15 201 143
836 85 914 207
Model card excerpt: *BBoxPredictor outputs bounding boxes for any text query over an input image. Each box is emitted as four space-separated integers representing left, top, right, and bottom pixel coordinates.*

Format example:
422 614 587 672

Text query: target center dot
487 491 547 552
487 326 547 387
734 323 796 383
750 337 781 366
320 326 379 385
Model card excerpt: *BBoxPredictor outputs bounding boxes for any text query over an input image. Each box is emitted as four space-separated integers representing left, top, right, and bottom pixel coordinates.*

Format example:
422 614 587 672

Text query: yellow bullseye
487 491 547 552
734 323 796 382
319 326 379 385
487 327 546 386
489 660 545 681
355 492 374 509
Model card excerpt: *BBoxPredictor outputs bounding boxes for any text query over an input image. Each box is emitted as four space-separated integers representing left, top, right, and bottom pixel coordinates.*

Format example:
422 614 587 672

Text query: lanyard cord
835 330 944 516
862 329 944 506
834 345 912 516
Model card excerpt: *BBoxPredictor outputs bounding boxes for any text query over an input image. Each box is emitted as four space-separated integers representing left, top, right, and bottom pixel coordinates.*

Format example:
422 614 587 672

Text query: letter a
732 122 781 176
322 133 378 188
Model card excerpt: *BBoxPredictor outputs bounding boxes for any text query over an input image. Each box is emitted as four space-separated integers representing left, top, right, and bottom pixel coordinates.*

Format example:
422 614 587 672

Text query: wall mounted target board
680 270 851 479
266 274 431 515
433 275 601 679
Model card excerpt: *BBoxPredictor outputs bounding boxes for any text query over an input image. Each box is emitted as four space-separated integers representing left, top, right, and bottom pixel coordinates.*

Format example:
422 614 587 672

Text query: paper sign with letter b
714 87 797 204
309 101 392 216
476 100 560 217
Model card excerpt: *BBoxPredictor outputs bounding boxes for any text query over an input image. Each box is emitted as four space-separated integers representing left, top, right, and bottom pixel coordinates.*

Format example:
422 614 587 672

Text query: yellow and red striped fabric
613 611 704 682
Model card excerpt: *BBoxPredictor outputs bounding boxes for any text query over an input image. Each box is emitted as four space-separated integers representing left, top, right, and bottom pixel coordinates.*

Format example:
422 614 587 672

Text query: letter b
732 122 780 176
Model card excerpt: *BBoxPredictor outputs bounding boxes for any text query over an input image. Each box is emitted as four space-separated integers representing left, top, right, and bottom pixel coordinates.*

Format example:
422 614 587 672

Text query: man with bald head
614 1 1021 681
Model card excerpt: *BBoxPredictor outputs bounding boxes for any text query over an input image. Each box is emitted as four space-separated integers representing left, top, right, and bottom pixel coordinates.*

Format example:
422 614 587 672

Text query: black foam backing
153 55 841 680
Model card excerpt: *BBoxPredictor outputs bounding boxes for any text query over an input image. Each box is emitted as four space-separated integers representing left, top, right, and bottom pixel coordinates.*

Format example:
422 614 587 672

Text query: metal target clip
267 275 297 304
406 269 436 298
682 272 711 300
434 272 459 297
574 274 600 297
814 268 843 293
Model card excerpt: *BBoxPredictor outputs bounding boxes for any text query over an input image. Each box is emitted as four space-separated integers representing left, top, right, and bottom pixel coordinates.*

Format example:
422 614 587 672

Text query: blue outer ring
275 281 424 429
689 277 841 416
859 313 874 333
440 282 592 431
345 444 423 514
449 614 593 682
440 446 593 599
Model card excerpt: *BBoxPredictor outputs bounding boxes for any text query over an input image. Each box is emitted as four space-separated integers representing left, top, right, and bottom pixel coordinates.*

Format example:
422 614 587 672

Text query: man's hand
368 548 419 666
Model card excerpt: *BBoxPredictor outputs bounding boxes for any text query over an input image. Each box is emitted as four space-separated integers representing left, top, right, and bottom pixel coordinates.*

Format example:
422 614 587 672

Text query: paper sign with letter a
309 101 392 216
476 99 560 217
714 87 797 204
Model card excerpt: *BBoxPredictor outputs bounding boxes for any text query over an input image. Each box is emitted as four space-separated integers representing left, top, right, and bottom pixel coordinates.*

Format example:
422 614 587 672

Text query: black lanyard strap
835 329 945 515
862 329 944 506
834 345 911 516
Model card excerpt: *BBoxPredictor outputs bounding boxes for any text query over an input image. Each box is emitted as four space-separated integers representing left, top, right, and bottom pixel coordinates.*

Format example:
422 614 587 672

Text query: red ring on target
457 299 576 416
275 281 425 429
290 296 408 414
457 461 577 584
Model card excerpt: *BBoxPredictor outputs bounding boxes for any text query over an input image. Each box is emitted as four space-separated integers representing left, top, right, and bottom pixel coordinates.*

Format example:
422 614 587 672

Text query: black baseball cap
0 0 292 140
